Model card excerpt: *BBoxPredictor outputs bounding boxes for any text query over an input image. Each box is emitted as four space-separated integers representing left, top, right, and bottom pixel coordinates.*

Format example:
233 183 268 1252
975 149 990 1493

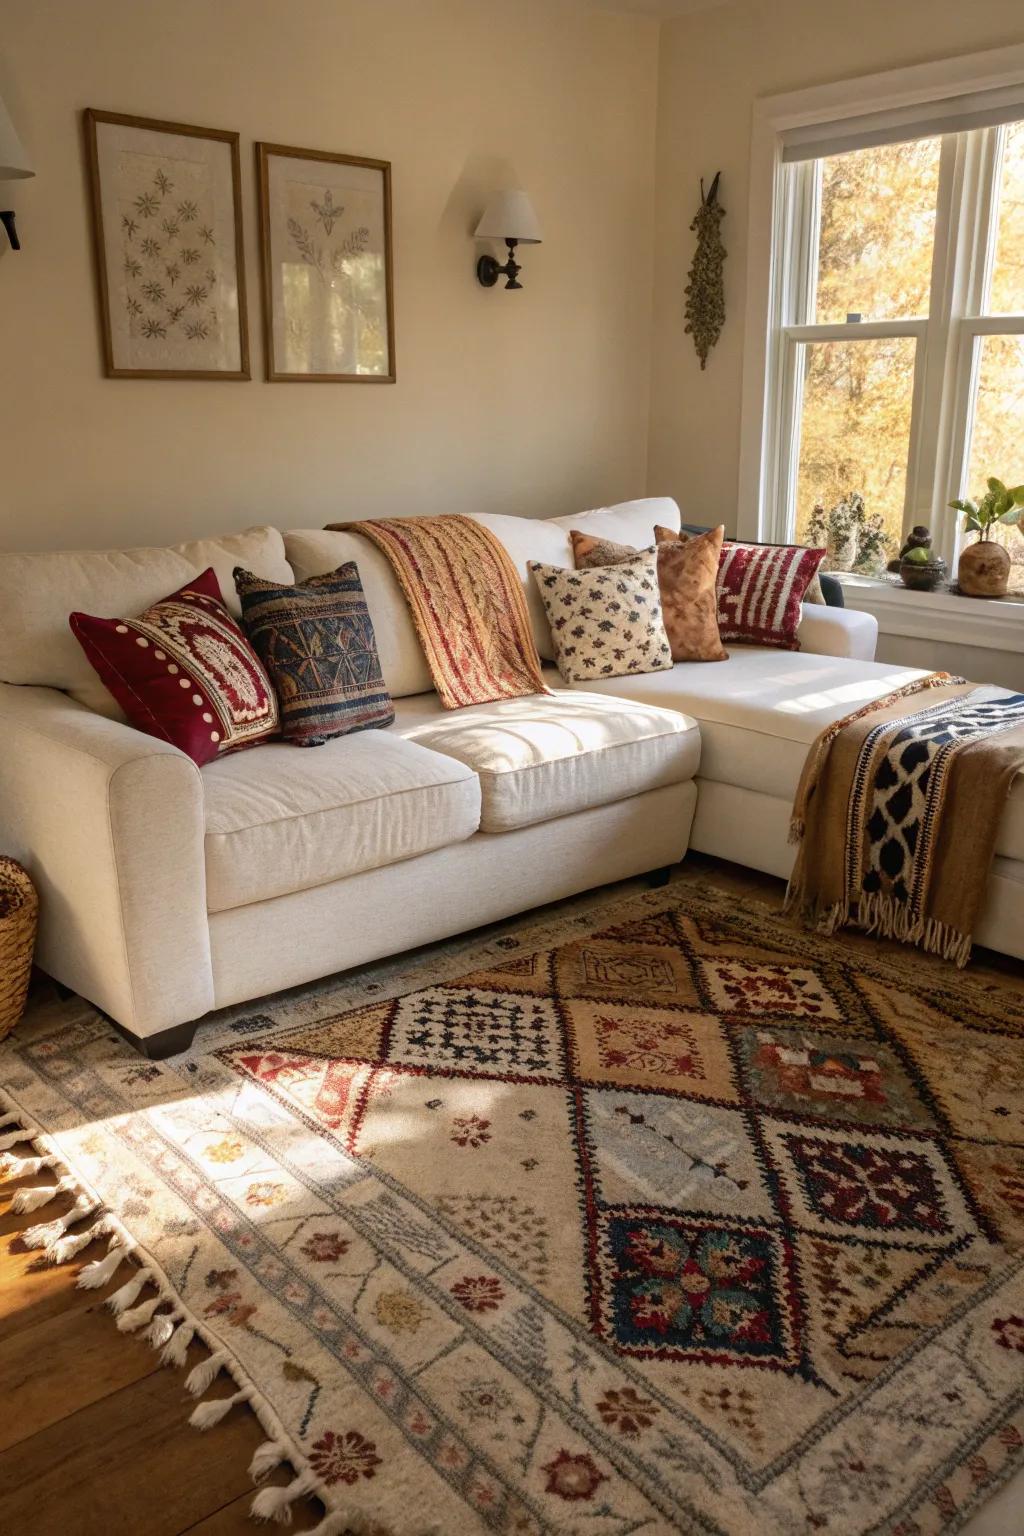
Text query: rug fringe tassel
144 1309 182 1350
2 1152 58 1177
161 1320 195 1368
106 1266 152 1313
185 1349 228 1397
117 1293 163 1334
11 1172 77 1214
191 1386 254 1431
78 1240 132 1291
0 1126 32 1152
250 1467 318 1523
0 1085 431 1536
249 1440 288 1481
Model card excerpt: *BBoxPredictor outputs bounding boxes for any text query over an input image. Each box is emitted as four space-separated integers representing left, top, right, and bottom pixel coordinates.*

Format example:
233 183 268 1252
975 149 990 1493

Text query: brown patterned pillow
571 526 727 664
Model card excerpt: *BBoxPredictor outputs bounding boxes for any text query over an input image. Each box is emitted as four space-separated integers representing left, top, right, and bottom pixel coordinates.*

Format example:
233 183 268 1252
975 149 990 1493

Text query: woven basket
0 858 38 1040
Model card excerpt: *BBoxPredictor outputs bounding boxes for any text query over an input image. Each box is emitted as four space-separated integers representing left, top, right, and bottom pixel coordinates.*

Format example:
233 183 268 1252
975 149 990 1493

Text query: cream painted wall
647 0 1024 533
0 0 658 552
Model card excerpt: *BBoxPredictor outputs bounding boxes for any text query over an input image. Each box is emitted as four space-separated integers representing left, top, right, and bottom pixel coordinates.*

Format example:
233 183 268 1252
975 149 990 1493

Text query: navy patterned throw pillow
234 563 394 746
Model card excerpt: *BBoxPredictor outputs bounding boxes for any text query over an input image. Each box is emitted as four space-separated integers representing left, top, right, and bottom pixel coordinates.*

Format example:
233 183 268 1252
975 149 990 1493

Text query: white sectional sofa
0 498 1020 1056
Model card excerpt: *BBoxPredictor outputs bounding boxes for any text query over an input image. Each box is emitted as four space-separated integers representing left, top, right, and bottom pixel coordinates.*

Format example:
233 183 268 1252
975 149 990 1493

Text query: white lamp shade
0 94 33 179
474 189 542 245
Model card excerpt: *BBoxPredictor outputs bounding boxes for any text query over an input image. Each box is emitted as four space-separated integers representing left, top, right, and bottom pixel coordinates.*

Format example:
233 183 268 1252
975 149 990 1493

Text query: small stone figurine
888 524 932 573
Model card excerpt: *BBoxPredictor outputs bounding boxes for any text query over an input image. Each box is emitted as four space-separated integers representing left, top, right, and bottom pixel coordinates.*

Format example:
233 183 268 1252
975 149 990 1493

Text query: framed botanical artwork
83 109 249 379
256 142 395 382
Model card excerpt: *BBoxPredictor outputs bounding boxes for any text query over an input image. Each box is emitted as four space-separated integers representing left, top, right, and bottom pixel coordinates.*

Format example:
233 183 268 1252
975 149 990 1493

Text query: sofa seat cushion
394 688 699 833
555 653 1024 864
202 734 481 912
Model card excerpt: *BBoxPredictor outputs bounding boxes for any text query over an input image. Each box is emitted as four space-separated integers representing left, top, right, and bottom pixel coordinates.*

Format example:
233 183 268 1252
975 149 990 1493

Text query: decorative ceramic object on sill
806 492 889 575
949 477 1024 600
888 524 932 574
899 552 948 592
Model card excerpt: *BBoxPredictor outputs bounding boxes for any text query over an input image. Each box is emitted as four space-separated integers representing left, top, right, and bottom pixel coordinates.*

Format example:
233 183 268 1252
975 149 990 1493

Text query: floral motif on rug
3 884 1024 1535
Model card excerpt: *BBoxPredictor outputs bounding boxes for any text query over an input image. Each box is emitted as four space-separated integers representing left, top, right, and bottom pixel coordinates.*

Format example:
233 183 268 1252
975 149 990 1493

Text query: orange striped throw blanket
328 516 547 709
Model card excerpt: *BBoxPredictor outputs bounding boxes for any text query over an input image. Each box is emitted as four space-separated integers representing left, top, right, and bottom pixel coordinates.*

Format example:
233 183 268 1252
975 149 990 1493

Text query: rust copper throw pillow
571 525 727 663
655 527 825 651
70 566 279 766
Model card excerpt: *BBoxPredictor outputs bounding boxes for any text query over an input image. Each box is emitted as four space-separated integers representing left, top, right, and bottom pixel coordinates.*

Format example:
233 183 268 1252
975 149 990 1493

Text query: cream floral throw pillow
529 550 673 683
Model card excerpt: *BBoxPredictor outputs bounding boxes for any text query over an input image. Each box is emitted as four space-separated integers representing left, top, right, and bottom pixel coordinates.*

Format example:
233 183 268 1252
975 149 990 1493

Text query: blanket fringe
0 1084 455 1536
785 888 973 967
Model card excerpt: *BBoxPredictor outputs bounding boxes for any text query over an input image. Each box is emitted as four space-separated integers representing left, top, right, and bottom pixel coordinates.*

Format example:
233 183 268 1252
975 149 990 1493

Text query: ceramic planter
958 538 1010 598
828 530 858 572
899 556 948 592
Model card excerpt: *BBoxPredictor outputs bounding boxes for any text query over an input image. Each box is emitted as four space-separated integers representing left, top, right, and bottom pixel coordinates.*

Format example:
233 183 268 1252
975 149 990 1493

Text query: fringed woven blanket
328 516 547 709
786 673 1024 965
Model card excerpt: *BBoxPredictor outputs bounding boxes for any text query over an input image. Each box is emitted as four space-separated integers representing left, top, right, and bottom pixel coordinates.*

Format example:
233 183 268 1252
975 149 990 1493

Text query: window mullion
931 127 1003 563
768 161 817 542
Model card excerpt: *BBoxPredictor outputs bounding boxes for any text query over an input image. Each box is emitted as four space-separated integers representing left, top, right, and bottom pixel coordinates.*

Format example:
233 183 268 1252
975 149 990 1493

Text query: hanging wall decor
256 142 395 382
83 109 249 379
684 171 726 370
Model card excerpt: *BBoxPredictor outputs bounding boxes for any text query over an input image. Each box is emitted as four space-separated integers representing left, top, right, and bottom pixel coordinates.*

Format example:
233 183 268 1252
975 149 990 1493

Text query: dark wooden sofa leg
646 865 673 889
112 1018 201 1060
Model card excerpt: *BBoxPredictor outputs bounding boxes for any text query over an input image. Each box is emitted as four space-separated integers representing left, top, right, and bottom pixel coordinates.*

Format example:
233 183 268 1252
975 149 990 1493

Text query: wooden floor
1 854 1022 1535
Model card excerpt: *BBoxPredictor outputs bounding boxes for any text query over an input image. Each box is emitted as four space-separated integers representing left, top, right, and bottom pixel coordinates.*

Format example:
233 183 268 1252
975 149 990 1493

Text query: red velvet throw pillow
70 567 279 765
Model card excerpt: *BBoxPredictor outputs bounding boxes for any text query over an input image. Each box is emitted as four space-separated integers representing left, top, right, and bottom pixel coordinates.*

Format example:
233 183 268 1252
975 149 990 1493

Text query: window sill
833 571 1024 652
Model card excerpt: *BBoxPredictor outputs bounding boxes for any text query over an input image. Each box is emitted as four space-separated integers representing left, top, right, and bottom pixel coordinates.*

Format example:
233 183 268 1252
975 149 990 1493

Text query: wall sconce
474 190 542 289
0 92 34 250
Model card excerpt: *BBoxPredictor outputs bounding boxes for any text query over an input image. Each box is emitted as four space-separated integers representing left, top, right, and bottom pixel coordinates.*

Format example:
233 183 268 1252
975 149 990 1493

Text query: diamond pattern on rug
583 1092 771 1222
565 1001 739 1099
387 987 565 1081
734 1024 936 1129
555 933 701 1008
698 958 843 1022
594 1209 801 1368
766 1122 973 1245
234 1047 378 1138
444 951 553 998
257 1003 395 1062
871 980 1024 1145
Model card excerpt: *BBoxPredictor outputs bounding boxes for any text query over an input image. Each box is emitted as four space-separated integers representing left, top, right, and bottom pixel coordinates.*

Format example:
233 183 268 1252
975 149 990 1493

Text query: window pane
988 119 1024 316
795 337 916 553
814 138 941 323
963 334 1024 569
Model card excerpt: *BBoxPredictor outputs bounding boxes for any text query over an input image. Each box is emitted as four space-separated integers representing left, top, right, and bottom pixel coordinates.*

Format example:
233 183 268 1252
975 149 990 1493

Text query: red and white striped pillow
654 529 826 650
715 541 826 650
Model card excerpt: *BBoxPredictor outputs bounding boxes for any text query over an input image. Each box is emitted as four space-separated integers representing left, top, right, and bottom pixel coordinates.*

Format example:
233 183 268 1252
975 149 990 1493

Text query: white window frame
738 44 1024 564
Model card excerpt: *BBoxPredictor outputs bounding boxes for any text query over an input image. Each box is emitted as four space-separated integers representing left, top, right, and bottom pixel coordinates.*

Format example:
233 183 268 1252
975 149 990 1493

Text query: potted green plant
949 477 1024 597
806 492 889 574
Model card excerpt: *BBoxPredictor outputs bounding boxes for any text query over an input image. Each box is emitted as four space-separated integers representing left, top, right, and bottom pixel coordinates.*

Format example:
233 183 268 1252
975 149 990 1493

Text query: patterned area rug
3 881 1024 1535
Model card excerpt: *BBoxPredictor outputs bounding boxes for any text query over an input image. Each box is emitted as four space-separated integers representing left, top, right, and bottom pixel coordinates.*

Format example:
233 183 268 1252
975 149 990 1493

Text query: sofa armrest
797 604 878 661
0 683 213 1037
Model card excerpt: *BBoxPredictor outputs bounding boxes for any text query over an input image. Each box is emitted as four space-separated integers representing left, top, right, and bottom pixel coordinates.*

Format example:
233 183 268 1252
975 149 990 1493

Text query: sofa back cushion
469 500 684 660
0 526 293 720
284 529 434 698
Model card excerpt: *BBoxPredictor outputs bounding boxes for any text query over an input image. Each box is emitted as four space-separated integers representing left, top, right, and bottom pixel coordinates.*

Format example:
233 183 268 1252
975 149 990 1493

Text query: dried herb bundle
684 172 726 370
